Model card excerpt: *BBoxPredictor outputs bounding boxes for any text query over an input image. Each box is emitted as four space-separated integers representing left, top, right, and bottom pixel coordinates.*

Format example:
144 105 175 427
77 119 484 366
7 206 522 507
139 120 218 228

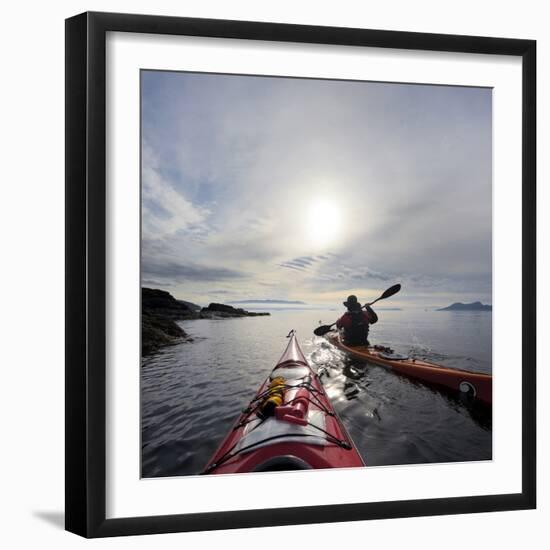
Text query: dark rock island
142 288 195 355
142 288 270 355
178 299 201 312
200 303 270 318
438 301 492 311
142 288 198 319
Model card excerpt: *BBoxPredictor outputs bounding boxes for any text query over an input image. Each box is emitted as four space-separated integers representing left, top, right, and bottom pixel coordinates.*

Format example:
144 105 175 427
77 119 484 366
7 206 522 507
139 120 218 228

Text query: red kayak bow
203 331 365 474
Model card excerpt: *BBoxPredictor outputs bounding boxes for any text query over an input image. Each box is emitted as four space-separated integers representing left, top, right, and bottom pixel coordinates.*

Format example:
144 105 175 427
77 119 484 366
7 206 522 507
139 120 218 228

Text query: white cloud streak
141 71 492 307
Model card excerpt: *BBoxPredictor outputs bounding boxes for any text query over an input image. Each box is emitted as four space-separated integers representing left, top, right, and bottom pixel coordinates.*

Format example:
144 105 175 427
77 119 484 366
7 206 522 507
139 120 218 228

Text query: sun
304 198 343 249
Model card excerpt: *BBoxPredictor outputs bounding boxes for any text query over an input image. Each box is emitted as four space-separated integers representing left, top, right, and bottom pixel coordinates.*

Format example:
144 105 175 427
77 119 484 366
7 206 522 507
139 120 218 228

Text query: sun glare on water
305 198 343 249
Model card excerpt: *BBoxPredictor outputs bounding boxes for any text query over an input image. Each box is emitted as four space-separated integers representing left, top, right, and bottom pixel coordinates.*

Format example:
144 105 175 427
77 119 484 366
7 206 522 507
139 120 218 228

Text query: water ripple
142 309 492 476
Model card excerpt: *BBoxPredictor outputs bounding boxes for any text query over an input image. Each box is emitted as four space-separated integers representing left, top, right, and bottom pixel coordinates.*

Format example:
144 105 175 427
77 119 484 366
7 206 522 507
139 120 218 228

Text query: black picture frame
65 11 536 538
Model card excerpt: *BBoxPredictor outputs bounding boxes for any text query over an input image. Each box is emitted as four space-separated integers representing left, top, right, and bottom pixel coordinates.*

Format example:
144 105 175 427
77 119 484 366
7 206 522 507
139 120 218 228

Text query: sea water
141 308 492 477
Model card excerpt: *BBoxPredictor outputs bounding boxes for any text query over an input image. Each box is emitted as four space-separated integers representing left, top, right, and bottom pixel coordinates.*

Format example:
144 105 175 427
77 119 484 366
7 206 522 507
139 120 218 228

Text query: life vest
343 310 369 345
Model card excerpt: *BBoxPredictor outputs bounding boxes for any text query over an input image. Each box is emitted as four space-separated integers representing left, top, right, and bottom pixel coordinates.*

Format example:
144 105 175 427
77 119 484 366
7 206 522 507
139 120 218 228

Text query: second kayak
326 331 492 406
203 331 365 474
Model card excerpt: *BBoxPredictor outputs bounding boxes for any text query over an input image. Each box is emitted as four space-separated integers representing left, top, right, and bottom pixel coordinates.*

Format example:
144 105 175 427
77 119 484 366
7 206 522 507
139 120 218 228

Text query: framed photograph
65 11 536 538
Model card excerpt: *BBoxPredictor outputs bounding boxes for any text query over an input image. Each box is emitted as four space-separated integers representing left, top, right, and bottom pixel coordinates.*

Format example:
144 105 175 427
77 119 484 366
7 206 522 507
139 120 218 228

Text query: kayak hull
327 331 492 406
203 333 365 474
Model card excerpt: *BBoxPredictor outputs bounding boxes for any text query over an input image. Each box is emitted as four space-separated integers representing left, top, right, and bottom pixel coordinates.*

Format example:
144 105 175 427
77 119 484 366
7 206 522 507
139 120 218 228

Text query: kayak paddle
313 284 401 337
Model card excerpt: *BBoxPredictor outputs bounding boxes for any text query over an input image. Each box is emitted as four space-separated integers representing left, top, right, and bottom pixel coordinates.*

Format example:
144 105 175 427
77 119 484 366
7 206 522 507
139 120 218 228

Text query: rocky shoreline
142 288 270 355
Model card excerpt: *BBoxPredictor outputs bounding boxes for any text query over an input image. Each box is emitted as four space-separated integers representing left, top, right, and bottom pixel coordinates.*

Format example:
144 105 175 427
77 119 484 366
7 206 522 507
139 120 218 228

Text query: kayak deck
203 332 365 474
327 331 492 406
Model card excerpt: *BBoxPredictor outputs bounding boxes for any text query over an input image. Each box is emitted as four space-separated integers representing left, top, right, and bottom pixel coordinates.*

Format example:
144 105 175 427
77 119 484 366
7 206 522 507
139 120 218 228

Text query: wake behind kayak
203 331 365 474
326 330 492 406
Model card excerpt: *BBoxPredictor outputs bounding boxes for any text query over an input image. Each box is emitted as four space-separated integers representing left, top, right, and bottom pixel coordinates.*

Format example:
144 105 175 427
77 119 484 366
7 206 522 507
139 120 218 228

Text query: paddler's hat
343 295 362 311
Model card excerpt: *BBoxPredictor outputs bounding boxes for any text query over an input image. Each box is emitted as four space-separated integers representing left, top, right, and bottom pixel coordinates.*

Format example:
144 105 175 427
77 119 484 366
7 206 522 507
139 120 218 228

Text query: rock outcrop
142 288 194 355
142 288 198 319
141 289 270 355
178 299 202 312
141 311 188 356
200 303 270 318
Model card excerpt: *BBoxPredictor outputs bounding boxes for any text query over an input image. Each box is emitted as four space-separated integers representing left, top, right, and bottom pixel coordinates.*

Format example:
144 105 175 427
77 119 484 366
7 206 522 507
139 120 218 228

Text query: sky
141 70 492 309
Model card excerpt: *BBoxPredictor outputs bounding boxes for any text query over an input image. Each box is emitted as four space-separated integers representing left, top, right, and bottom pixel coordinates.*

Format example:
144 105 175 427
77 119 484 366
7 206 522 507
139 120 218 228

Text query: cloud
228 299 306 305
142 260 247 282
279 263 307 272
141 279 173 287
141 144 210 241
349 268 392 282
279 255 329 271
140 71 492 305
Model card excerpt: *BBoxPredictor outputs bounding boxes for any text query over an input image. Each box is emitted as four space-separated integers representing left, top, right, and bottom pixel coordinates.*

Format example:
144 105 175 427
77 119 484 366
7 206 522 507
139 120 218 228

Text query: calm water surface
141 308 492 477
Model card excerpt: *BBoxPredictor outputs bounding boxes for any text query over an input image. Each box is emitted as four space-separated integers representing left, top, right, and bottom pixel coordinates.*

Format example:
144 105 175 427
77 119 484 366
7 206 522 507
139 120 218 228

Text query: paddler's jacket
336 306 378 346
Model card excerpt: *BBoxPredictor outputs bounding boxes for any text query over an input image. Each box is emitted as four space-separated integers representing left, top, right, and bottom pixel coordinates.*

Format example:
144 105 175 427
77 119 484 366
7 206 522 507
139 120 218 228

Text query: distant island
200 303 270 318
142 288 270 355
228 299 306 305
437 301 492 311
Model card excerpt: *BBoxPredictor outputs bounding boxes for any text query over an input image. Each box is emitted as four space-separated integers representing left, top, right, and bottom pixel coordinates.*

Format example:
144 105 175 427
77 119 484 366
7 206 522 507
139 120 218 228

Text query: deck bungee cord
202 331 365 474
203 423 353 475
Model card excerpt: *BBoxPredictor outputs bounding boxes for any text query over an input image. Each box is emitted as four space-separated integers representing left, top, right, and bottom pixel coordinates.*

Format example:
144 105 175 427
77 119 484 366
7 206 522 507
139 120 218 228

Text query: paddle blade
314 325 333 336
380 283 401 300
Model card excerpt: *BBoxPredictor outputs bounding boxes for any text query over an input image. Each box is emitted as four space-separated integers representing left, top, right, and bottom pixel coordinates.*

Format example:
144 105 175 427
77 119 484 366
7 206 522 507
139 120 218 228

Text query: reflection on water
141 308 492 477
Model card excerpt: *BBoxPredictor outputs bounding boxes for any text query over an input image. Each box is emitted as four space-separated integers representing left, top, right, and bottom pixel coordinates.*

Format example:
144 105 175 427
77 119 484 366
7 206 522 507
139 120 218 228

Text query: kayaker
336 295 378 346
